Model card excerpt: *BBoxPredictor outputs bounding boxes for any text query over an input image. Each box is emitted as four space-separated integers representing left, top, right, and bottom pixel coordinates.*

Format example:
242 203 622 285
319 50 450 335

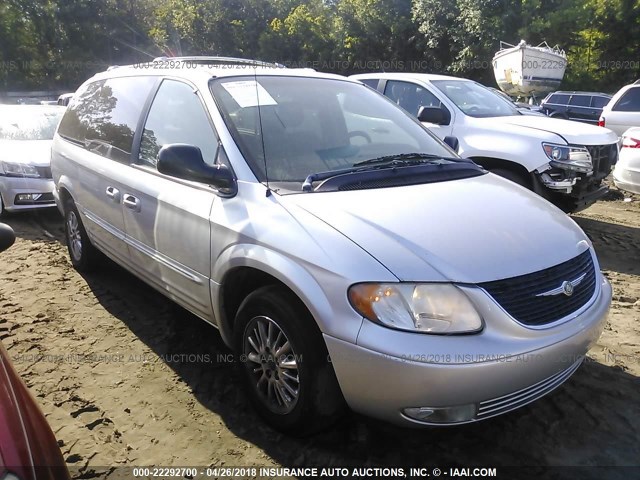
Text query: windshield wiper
352 152 452 167
301 153 457 192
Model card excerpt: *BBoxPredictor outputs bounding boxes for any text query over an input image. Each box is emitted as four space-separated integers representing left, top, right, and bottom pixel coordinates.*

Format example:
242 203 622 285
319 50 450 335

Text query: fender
457 126 555 173
211 243 366 349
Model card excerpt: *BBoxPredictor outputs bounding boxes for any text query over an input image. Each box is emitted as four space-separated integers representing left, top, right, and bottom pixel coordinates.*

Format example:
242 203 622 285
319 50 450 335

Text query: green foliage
0 0 638 92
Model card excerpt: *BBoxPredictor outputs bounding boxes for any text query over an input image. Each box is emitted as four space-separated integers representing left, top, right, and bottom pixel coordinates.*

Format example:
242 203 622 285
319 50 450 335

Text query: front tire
64 199 100 272
234 285 344 435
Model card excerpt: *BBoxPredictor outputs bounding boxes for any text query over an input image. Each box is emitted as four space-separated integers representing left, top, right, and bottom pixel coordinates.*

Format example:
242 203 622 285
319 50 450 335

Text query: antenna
253 67 271 196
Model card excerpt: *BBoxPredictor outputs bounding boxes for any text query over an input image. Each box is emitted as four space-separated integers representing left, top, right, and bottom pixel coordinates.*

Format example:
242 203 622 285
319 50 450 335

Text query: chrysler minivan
51 58 611 434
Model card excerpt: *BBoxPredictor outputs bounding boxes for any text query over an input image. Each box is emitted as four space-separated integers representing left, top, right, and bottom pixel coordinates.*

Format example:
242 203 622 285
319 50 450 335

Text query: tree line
1 0 638 93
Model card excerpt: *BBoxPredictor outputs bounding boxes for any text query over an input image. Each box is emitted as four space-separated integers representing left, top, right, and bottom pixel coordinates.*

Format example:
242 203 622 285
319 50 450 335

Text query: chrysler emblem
562 281 574 296
536 272 586 298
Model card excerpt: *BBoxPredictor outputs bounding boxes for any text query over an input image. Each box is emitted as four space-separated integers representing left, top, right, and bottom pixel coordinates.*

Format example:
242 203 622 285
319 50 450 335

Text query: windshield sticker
221 80 277 108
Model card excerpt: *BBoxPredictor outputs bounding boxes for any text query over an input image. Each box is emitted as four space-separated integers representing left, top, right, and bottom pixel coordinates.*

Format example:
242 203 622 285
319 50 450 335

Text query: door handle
105 186 120 202
123 194 141 212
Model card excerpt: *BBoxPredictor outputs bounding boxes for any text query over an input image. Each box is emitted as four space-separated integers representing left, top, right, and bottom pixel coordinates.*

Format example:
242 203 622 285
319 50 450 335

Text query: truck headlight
348 283 483 334
542 143 592 173
0 161 40 178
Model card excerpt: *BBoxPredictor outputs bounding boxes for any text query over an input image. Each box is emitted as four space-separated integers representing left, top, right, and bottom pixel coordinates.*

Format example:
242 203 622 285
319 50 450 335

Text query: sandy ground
0 182 638 479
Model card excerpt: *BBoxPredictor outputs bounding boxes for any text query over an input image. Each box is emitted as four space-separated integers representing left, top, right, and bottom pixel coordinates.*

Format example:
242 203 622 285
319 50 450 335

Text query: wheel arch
58 185 73 212
470 156 536 179
213 248 342 348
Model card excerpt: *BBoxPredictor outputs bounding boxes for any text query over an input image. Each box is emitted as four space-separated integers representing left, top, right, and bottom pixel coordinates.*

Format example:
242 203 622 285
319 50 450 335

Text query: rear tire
234 285 345 435
64 199 101 272
491 168 532 189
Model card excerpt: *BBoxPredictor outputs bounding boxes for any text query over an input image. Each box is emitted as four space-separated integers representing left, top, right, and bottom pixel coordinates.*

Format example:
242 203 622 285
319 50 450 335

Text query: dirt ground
0 181 638 479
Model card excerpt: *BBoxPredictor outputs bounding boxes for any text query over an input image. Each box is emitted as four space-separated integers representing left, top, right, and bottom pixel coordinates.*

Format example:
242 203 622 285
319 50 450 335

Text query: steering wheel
466 105 481 114
349 131 372 144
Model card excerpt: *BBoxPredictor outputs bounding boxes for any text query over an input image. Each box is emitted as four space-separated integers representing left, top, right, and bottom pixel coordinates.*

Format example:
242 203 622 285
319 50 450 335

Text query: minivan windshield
211 76 469 190
431 80 520 118
0 107 64 141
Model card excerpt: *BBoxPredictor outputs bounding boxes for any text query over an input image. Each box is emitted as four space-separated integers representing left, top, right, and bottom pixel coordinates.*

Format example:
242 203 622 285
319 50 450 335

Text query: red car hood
0 342 69 480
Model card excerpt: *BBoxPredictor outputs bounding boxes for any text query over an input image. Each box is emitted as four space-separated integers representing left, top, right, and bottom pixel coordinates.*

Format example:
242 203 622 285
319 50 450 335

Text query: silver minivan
51 58 611 434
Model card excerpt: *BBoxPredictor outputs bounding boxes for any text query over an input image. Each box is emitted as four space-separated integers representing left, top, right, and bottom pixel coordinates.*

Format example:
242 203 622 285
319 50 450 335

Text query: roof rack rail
151 56 284 68
634 79 640 85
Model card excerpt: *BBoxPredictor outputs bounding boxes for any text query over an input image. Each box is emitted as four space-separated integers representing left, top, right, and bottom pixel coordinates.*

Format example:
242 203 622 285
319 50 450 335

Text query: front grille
480 250 596 326
586 144 618 177
476 359 583 419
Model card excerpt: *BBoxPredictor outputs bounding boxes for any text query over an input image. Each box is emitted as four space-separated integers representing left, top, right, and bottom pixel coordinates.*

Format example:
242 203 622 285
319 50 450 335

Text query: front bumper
325 275 611 426
0 176 56 211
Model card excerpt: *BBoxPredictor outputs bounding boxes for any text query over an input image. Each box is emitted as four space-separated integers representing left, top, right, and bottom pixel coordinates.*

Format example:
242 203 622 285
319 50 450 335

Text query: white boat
493 40 567 98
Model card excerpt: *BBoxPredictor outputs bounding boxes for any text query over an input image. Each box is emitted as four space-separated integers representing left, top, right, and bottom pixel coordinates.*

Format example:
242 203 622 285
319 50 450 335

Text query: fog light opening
403 404 477 424
17 193 42 202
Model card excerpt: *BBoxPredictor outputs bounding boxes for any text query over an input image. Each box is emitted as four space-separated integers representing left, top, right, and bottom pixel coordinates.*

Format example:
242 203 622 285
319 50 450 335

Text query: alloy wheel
67 211 83 261
243 315 300 414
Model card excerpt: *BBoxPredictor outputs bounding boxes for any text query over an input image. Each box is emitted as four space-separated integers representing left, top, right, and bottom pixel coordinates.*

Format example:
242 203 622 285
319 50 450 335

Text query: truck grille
479 250 597 326
586 144 617 178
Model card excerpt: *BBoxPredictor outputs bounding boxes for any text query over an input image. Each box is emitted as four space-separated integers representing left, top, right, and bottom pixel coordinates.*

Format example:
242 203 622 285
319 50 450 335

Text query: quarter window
359 78 379 90
139 80 219 167
591 96 610 108
613 87 640 112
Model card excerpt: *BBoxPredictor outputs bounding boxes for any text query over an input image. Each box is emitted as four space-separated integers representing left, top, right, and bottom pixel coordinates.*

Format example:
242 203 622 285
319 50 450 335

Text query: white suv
599 81 640 137
51 58 611 434
352 73 619 212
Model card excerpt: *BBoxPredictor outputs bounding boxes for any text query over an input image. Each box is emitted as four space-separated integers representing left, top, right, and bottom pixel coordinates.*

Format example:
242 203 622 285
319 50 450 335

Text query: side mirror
418 106 449 125
157 144 236 196
0 223 16 254
443 136 459 153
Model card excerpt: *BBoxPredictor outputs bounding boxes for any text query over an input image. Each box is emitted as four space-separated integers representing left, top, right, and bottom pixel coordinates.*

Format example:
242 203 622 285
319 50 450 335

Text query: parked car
52 57 611 434
352 73 619 213
539 91 612 124
0 105 66 216
488 87 544 116
599 81 640 137
0 222 70 480
612 127 640 194
56 94 74 107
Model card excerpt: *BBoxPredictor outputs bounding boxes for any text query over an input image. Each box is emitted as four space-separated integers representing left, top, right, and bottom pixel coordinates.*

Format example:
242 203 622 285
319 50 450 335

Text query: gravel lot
0 185 638 479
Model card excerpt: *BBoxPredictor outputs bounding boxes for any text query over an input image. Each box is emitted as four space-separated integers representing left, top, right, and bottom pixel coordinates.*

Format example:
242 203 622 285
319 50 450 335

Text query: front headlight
0 161 40 178
542 143 592 173
348 283 483 334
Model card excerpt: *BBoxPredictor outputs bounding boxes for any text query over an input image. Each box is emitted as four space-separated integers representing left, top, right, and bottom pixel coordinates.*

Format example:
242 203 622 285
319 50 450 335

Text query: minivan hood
0 140 52 166
488 115 618 145
281 174 590 283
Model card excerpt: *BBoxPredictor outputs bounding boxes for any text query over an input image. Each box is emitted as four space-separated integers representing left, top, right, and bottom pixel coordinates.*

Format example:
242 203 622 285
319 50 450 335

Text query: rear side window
569 95 590 107
591 96 610 108
547 94 569 105
139 80 219 168
613 87 640 112
58 76 155 162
